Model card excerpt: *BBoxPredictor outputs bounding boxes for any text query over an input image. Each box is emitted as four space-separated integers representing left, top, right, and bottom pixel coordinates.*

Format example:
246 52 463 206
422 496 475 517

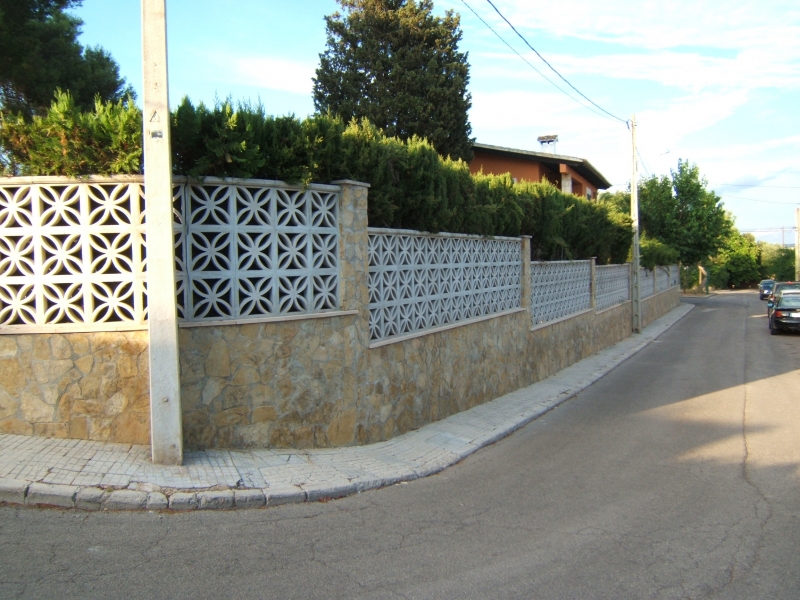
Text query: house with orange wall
469 143 612 200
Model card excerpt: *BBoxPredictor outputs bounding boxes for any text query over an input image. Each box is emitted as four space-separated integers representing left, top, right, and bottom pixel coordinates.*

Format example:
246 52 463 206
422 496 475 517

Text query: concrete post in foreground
589 257 597 310
142 0 182 465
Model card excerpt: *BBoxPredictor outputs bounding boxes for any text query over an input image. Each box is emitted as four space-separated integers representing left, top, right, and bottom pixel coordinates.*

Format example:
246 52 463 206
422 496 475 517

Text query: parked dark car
767 282 800 316
769 291 800 334
759 280 775 300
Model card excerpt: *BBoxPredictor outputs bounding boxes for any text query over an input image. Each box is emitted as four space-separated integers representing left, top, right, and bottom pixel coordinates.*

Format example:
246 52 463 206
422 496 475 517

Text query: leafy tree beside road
313 0 473 161
0 0 133 116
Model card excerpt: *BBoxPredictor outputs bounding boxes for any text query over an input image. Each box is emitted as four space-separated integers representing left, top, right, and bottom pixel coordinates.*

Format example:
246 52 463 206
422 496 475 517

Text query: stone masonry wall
0 331 150 444
641 287 680 328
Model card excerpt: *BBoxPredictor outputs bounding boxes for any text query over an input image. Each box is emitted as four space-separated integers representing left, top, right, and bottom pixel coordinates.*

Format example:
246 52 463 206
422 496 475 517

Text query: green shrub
0 93 632 262
0 90 141 176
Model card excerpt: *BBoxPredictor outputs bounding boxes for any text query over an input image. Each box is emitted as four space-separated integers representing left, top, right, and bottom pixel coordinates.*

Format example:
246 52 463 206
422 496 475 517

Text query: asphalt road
1 292 799 599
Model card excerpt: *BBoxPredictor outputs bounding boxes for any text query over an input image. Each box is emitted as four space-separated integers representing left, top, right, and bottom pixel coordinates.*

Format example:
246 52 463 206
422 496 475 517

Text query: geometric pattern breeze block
0 182 147 328
178 184 339 321
0 180 340 330
596 264 630 311
655 266 670 292
639 267 655 298
530 260 592 326
367 231 522 341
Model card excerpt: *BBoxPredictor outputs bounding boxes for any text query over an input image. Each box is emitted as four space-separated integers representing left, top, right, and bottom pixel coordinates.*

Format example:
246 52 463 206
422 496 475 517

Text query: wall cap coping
178 309 359 329
530 308 594 332
330 179 371 188
368 227 522 243
369 306 526 349
0 323 148 335
595 300 632 316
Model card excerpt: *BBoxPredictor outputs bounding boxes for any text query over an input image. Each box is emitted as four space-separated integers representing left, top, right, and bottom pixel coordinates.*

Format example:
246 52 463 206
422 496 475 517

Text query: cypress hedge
1 93 632 263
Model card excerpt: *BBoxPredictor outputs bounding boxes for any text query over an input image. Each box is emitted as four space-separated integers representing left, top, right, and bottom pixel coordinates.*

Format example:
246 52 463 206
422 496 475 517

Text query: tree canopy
0 0 133 116
601 159 731 266
313 0 473 161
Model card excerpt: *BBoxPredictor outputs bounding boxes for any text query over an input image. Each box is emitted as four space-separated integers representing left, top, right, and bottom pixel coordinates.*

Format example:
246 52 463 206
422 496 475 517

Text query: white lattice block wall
177 182 340 321
596 264 630 311
530 260 592 326
655 266 670 292
367 230 522 341
0 177 342 331
639 267 655 299
0 181 147 330
669 264 680 287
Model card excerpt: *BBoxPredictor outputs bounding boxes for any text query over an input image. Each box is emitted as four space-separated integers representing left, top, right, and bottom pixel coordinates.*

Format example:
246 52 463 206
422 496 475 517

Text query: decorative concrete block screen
530 260 592 326
639 267 655 299
669 265 680 288
0 180 147 330
655 266 671 292
596 264 630 311
177 180 340 321
367 229 522 341
0 177 340 331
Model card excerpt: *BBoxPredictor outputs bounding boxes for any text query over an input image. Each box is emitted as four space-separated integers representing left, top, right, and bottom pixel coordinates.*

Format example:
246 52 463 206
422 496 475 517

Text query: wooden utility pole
142 0 182 465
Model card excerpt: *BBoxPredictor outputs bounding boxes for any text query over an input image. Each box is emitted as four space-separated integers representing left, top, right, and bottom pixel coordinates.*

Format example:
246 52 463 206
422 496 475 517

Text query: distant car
769 291 800 334
767 282 800 316
759 280 774 300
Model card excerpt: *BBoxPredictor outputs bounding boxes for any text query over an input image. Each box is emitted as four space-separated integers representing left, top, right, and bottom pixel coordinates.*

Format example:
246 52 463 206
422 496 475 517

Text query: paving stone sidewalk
0 304 693 512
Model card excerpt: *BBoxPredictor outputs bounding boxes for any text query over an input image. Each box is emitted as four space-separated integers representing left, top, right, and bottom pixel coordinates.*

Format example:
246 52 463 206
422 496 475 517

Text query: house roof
472 143 612 190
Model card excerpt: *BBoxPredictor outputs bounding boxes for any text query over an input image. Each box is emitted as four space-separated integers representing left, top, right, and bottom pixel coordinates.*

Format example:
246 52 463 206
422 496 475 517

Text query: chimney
537 134 558 154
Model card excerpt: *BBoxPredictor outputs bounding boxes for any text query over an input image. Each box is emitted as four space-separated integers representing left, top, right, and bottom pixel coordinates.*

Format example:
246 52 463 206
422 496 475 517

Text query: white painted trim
595 300 631 316
178 310 359 328
367 227 522 242
0 323 148 335
369 307 527 348
641 286 680 302
529 308 594 332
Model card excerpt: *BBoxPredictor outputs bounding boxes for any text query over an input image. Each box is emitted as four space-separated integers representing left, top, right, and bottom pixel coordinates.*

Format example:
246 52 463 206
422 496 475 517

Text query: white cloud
200 52 317 95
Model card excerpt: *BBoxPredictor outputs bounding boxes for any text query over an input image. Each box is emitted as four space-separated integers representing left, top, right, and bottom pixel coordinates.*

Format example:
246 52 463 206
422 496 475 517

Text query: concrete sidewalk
0 304 693 512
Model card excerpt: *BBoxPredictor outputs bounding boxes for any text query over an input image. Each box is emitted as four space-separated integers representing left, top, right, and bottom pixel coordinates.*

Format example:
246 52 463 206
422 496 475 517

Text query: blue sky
72 0 800 245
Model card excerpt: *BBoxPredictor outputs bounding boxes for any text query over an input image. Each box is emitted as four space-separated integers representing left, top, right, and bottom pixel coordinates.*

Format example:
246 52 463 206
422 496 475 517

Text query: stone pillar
332 180 371 444
590 257 597 310
559 164 573 195
520 236 532 312
142 0 182 465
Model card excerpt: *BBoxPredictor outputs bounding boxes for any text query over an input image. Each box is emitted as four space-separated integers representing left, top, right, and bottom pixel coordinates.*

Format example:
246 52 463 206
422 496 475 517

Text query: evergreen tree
313 0 473 161
0 0 133 116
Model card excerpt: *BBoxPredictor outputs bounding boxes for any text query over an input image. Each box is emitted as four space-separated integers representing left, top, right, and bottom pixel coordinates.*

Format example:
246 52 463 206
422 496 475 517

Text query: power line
718 183 800 189
482 0 628 125
721 194 800 205
636 148 651 177
458 0 613 122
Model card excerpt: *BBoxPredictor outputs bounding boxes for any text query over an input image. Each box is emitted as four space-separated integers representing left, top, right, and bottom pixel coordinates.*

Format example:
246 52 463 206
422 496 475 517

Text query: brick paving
0 305 692 511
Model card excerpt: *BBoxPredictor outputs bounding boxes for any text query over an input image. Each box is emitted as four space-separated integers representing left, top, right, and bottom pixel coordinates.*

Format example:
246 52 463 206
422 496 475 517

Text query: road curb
0 303 693 513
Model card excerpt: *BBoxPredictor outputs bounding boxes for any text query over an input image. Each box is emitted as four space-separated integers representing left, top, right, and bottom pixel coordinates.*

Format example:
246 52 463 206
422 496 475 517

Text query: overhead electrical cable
482 0 629 125
721 194 800 205
458 0 614 122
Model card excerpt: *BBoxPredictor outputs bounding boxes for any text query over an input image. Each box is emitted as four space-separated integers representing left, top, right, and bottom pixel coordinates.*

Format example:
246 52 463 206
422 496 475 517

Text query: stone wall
641 287 681 328
0 331 150 444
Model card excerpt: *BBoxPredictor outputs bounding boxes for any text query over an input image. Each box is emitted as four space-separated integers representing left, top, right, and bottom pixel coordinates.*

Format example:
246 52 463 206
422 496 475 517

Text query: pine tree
313 0 473 161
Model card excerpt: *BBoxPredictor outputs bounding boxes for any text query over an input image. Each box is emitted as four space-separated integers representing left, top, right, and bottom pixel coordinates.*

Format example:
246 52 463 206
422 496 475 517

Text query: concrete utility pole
142 0 182 465
795 208 800 281
630 115 641 333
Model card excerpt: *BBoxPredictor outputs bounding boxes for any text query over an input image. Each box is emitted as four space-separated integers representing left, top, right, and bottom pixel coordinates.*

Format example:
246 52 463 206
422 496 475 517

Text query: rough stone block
303 481 357 502
146 492 169 511
197 490 234 510
75 487 106 510
169 492 198 511
25 482 76 508
265 485 306 506
104 489 148 510
233 489 266 509
0 478 28 505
